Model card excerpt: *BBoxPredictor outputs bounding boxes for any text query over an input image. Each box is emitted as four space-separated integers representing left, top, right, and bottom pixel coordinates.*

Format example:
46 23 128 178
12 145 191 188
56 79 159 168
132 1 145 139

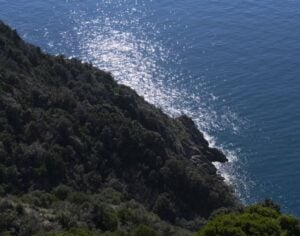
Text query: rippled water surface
1 0 300 215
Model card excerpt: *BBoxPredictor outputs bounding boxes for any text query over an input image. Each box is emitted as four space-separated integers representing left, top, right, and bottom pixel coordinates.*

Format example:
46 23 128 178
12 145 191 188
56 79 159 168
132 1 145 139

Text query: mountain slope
0 21 238 235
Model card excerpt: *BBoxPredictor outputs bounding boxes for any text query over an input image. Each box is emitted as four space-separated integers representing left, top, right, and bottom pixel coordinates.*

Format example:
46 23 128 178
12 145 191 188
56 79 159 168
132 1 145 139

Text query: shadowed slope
0 21 238 235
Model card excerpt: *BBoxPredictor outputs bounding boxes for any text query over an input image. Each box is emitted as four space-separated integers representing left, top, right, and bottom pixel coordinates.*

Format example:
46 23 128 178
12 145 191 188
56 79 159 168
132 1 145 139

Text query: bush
197 204 300 236
39 228 93 236
134 225 156 236
53 185 72 200
92 204 118 232
153 193 176 222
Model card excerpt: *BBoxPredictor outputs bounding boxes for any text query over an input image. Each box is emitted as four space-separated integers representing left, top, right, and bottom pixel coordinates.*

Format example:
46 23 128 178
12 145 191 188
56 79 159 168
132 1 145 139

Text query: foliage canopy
197 201 300 236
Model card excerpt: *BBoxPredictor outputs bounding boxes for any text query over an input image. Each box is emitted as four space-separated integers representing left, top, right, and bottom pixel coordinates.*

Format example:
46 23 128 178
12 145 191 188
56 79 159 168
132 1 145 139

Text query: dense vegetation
2 20 299 236
0 20 239 235
197 200 300 236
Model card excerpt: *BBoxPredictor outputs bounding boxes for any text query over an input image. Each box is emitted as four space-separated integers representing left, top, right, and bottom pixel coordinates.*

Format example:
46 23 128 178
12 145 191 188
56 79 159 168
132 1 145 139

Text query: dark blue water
1 0 300 216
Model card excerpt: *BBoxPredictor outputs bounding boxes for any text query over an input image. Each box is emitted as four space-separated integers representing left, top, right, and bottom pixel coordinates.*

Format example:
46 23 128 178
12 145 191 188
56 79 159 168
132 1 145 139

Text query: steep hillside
0 21 238 235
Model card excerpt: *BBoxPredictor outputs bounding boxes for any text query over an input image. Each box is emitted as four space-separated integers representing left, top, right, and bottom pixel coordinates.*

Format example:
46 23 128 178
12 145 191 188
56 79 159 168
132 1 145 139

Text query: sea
1 0 300 216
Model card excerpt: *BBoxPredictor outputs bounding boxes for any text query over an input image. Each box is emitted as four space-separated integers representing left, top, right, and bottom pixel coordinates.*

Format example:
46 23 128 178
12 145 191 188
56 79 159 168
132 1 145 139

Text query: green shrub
153 193 176 222
197 203 300 236
68 191 89 205
134 225 156 236
39 228 93 236
53 185 72 200
92 204 118 231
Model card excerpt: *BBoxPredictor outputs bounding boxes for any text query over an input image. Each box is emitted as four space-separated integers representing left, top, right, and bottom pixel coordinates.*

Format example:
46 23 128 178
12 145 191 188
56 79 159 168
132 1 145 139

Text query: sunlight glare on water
68 0 251 202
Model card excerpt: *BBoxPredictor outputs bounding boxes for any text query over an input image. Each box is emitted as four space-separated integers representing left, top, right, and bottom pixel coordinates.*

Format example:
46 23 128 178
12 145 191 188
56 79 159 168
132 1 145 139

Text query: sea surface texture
1 0 300 216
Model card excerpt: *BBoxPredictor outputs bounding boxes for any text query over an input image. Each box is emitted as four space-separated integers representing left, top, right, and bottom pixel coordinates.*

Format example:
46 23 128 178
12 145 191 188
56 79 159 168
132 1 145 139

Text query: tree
197 203 300 236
